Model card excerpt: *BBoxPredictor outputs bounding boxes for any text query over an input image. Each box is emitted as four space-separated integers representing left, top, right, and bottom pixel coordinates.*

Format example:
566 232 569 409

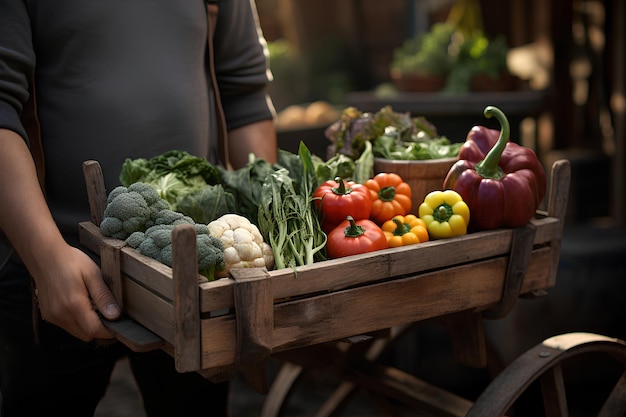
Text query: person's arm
213 0 277 169
0 129 120 341
227 118 277 169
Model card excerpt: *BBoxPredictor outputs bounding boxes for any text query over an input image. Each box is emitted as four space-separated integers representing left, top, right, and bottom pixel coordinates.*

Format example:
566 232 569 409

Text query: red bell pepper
314 177 372 233
326 216 387 258
443 106 546 231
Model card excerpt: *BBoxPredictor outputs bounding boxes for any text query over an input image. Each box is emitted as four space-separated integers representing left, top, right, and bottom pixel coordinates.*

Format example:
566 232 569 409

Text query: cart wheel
466 332 626 417
260 325 412 417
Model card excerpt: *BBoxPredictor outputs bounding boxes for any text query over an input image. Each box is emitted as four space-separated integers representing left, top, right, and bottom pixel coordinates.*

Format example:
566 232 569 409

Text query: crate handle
82 160 108 226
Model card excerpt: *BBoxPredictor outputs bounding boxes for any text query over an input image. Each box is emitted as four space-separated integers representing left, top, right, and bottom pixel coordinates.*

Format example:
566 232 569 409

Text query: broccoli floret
128 182 170 226
136 224 175 265
125 231 146 249
197 233 225 281
100 191 151 240
106 186 130 204
154 209 195 226
124 224 225 281
194 223 211 235
100 184 181 239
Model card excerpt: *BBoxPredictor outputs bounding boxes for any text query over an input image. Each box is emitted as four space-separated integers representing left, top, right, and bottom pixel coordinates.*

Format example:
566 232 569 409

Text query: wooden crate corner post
545 159 571 286
82 160 108 226
172 224 202 373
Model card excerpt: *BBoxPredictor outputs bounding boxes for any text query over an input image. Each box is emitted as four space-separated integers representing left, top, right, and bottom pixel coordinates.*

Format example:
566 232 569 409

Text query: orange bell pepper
364 172 412 225
382 214 429 248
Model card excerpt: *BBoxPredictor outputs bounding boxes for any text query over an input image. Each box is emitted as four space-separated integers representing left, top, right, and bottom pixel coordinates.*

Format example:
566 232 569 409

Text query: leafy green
314 153 355 184
353 140 374 184
218 157 275 226
119 150 230 223
119 150 221 208
133 150 220 185
175 185 237 225
372 128 461 160
257 142 327 271
325 105 459 162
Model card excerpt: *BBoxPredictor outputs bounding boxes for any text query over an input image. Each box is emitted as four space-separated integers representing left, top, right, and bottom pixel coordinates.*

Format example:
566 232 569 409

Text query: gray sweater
0 0 274 245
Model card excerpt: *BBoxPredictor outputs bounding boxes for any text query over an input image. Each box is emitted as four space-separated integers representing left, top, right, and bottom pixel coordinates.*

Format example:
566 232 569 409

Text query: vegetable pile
100 182 226 281
97 105 547 276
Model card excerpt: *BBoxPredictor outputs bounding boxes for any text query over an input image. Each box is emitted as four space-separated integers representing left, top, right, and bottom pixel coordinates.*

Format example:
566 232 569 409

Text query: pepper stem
474 106 510 180
433 204 453 223
343 216 365 238
392 217 411 236
378 186 396 202
332 177 351 195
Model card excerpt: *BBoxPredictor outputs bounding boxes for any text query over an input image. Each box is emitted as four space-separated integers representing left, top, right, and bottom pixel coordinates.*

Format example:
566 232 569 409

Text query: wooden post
546 159 571 286
99 239 125 308
172 224 201 373
82 160 108 226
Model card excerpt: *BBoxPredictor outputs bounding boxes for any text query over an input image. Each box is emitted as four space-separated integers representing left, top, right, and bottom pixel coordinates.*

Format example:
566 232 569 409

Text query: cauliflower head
207 213 274 278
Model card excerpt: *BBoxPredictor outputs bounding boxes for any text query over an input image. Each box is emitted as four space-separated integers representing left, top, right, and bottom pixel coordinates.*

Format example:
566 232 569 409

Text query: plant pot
374 157 457 213
390 72 446 93
470 72 519 91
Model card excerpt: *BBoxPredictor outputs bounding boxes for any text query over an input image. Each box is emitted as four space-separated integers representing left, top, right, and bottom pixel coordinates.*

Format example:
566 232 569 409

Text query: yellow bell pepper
382 214 429 248
418 190 470 239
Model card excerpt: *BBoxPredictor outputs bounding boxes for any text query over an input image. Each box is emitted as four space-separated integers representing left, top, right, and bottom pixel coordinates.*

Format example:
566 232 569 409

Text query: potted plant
388 23 456 92
445 32 516 93
389 0 516 93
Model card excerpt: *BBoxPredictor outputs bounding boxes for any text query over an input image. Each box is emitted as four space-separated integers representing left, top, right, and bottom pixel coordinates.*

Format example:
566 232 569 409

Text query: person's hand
31 244 121 341
0 130 120 341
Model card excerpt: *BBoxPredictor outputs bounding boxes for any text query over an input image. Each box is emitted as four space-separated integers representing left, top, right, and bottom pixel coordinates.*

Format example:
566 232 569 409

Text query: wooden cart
79 159 626 416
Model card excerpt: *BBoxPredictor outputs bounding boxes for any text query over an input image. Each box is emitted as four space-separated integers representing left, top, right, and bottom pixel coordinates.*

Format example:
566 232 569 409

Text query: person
0 0 278 416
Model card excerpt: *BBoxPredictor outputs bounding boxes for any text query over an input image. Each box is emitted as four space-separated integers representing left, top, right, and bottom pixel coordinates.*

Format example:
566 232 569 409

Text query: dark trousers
0 259 230 417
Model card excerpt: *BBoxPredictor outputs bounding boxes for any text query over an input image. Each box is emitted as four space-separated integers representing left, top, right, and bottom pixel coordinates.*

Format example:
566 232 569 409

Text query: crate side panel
269 249 552 354
199 278 235 313
121 248 175 300
78 221 105 255
123 278 175 344
196 249 552 372
200 316 237 369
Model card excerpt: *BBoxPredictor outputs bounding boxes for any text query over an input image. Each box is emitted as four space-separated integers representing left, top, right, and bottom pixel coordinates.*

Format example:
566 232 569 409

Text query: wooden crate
78 159 570 383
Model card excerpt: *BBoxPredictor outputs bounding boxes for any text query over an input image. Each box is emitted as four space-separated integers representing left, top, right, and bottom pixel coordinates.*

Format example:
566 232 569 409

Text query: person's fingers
71 297 117 341
84 266 121 322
